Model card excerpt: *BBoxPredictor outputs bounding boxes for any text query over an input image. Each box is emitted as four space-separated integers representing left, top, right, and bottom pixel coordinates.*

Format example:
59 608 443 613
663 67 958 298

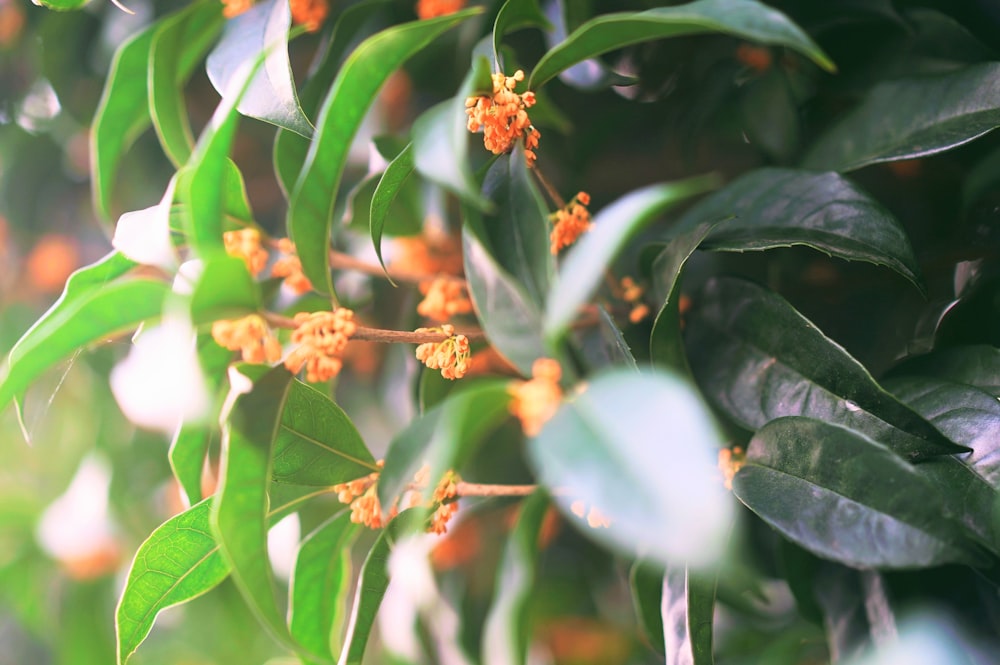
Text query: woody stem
454 482 539 497
531 166 566 209
262 312 486 343
329 250 465 285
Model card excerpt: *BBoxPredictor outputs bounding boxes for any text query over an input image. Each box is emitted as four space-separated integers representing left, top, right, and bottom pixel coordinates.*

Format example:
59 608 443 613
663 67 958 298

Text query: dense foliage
3 0 1000 663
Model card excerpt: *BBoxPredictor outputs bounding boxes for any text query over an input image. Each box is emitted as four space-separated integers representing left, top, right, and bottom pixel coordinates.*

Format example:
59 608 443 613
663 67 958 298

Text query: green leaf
888 345 1000 397
493 0 552 68
0 277 168 414
288 9 482 296
190 255 261 325
482 491 550 665
273 379 378 485
733 417 981 569
528 369 731 567
575 306 639 372
662 566 717 665
206 0 314 137
212 366 298 651
739 69 800 162
649 219 721 375
630 560 665 654
412 55 494 212
528 0 835 89
116 499 231 665
370 143 415 276
289 512 359 660
149 2 225 167
544 175 719 344
802 62 1000 172
32 0 90 9
673 168 923 289
542 0 636 91
685 277 969 461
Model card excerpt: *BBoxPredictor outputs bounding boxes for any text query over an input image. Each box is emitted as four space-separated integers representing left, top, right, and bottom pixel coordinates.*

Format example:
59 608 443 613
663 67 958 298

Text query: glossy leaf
288 9 482 296
370 142 415 275
32 0 89 9
289 512 359 660
542 0 636 91
803 62 1000 172
888 345 1000 397
630 560 665 654
493 0 551 67
685 277 968 461
544 175 719 344
190 255 261 325
149 2 224 166
575 306 639 372
272 379 378 486
674 168 922 289
206 0 313 137
116 499 230 665
529 0 835 89
662 566 716 665
733 417 981 568
529 369 731 567
483 491 550 665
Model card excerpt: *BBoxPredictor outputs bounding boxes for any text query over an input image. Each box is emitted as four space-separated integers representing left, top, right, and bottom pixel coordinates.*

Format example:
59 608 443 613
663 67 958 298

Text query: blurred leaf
529 0 835 89
412 55 494 211
543 0 637 91
493 0 552 67
686 277 968 461
149 2 225 166
289 512 359 660
190 255 261 325
529 369 731 567
739 69 799 162
630 560 665 654
273 379 378 485
575 306 639 372
545 176 719 344
370 143 416 275
207 0 314 137
802 62 1000 172
733 417 982 568
662 566 716 665
675 168 923 289
812 564 870 663
483 490 550 665
888 345 1000 397
32 0 90 9
116 499 230 665
289 9 482 296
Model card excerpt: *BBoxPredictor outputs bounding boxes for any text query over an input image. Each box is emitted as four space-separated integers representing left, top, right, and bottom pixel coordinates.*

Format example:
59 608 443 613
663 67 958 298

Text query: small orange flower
465 69 540 167
429 470 460 534
508 358 562 436
550 192 592 254
415 324 471 380
271 238 313 294
735 44 773 73
333 467 384 529
284 309 356 382
290 0 328 32
221 0 254 19
416 0 466 19
211 314 282 364
223 228 268 276
570 500 611 529
718 446 746 491
391 230 464 277
417 276 473 322
620 276 650 324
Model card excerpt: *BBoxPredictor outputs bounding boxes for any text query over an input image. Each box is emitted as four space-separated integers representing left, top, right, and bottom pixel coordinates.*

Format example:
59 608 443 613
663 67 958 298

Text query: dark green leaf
812 564 870 663
273 379 378 486
739 69 799 162
575 306 639 372
542 0 636 91
889 345 1000 397
116 499 230 665
493 0 551 67
528 369 731 567
674 168 922 289
206 0 314 137
733 417 981 568
802 62 1000 172
482 491 550 665
662 566 716 665
370 142 416 276
190 255 261 325
529 0 835 89
544 175 719 344
630 560 665 654
288 9 482 296
686 277 968 461
289 512 359 660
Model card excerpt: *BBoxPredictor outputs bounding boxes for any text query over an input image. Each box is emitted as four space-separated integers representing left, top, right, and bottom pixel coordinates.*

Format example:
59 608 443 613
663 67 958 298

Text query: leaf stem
532 165 566 209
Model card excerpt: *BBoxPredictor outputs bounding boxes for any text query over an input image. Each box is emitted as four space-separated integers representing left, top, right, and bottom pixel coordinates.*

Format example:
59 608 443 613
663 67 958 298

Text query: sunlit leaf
662 566 717 665
190 255 261 325
631 560 666 654
369 142 415 275
686 277 969 461
529 0 835 89
32 0 90 10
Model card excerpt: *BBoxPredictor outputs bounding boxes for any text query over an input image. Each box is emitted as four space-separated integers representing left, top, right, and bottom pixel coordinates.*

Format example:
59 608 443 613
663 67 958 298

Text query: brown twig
262 311 486 343
455 482 539 498
328 250 465 286
531 165 566 209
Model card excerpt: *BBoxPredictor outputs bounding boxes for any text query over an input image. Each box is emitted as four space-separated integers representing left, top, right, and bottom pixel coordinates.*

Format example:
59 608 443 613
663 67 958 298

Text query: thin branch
262 311 485 343
455 482 539 498
531 165 566 209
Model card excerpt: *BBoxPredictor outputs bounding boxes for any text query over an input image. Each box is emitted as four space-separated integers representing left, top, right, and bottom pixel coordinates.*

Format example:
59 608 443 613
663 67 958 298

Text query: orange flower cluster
508 358 562 436
465 69 541 166
271 238 313 294
223 228 268 276
290 0 327 31
333 463 461 534
284 309 356 382
620 276 650 324
550 192 592 254
416 0 465 19
334 466 385 529
429 470 460 534
718 446 747 491
570 500 611 529
391 230 464 277
415 325 471 380
221 0 253 18
211 314 282 364
417 276 473 322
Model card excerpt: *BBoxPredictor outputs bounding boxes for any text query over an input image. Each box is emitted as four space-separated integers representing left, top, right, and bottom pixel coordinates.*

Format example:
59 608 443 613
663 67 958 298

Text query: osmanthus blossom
465 69 541 166
416 0 466 19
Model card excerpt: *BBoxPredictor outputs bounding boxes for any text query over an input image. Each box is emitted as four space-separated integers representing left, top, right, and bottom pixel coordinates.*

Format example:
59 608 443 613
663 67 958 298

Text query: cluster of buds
718 446 747 491
391 230 464 277
620 276 650 324
284 309 357 383
333 463 385 529
550 192 592 254
417 276 473 322
570 500 611 529
508 358 563 436
211 314 281 364
271 238 313 294
465 69 541 166
416 0 466 19
415 324 471 380
221 0 327 31
223 228 268 276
